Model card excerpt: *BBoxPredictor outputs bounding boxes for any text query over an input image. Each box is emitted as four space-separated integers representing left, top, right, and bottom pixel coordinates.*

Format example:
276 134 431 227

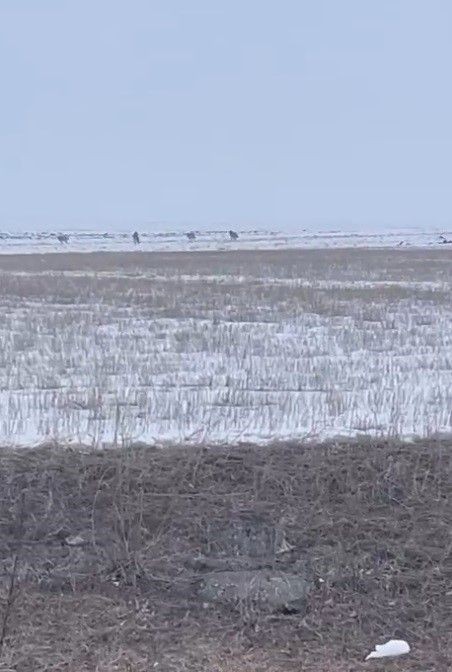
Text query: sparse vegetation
0 438 451 671
0 248 451 446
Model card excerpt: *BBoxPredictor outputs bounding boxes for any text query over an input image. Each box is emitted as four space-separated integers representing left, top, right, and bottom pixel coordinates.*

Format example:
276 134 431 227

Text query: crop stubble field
0 247 451 446
0 248 452 671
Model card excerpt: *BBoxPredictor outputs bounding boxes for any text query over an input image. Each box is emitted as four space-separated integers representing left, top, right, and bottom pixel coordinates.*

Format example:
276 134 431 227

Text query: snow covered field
0 247 451 446
0 223 452 254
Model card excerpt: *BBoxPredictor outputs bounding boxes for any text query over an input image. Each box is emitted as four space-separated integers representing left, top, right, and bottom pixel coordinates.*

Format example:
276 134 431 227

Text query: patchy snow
0 258 451 447
4 269 451 292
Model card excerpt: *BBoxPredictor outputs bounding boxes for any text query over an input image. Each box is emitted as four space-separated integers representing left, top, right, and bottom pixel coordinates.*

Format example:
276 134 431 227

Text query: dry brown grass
0 438 451 671
0 246 451 280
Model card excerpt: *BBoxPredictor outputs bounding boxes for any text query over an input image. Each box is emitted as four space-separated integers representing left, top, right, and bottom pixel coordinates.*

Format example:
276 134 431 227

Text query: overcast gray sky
0 1 451 231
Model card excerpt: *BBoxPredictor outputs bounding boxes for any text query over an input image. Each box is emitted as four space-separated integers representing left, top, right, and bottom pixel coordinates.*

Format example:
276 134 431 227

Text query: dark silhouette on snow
229 230 239 240
439 234 452 244
133 231 140 244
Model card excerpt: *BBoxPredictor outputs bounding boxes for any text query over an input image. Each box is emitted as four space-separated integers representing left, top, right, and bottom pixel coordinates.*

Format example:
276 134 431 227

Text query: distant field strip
0 248 451 446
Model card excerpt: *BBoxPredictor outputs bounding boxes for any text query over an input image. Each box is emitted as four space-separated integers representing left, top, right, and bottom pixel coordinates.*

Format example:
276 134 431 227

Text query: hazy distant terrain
0 247 451 447
0 224 451 254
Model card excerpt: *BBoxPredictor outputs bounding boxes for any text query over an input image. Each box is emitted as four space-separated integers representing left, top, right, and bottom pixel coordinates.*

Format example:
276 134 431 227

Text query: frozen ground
0 223 452 254
0 247 451 446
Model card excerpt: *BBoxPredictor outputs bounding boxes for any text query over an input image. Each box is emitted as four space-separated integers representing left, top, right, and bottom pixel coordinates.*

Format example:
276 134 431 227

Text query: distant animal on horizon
57 234 69 244
186 231 196 240
439 234 452 244
133 231 140 244
229 229 239 240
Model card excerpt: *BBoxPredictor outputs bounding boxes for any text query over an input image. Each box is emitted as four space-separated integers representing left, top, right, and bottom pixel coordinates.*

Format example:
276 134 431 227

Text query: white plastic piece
365 639 410 660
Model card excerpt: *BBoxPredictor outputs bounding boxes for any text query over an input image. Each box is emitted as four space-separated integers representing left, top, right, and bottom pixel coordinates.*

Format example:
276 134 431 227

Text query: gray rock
65 534 86 547
198 570 311 613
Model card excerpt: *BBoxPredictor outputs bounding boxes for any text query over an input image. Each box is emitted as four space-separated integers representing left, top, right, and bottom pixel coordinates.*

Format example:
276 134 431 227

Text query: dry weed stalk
0 553 19 657
0 491 25 660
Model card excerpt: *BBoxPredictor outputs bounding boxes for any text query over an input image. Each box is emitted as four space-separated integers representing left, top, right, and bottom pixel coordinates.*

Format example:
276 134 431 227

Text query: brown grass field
0 438 451 671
